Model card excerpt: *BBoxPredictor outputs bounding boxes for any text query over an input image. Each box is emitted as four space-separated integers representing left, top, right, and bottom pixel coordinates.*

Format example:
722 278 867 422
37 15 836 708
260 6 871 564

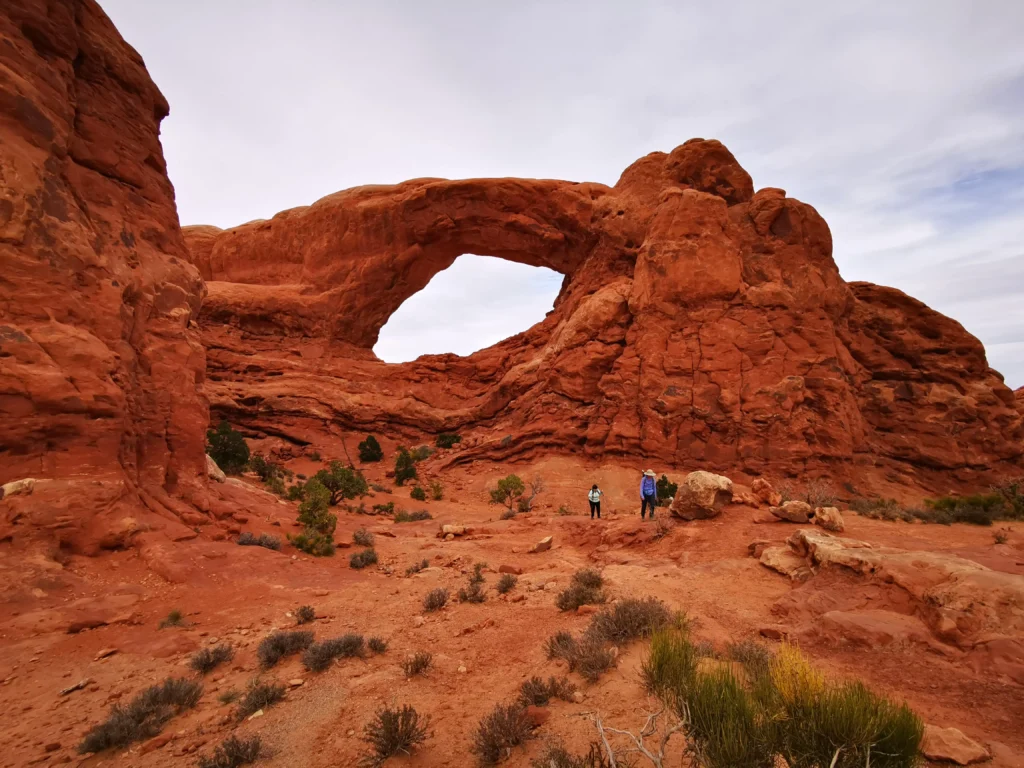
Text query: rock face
183 143 1022 490
0 1 208 551
670 471 734 520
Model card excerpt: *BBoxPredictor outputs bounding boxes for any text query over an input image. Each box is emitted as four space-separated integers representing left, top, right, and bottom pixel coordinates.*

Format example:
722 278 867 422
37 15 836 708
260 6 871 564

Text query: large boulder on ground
770 500 813 523
1 478 36 498
206 455 226 483
751 478 782 506
812 506 844 532
921 725 990 765
670 471 733 520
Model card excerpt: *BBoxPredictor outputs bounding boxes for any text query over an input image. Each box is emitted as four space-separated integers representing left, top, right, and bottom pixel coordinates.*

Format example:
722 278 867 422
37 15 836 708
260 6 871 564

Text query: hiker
588 484 604 519
640 469 658 519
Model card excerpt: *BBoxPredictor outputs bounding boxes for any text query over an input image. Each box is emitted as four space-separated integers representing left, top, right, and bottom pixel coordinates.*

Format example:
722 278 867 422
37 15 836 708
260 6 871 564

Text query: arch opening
373 254 562 363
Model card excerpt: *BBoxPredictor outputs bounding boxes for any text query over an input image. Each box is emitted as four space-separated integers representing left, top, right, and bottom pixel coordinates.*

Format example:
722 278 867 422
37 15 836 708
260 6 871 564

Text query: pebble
94 648 117 660
572 691 585 703
288 679 304 687
458 665 468 674
413 616 426 627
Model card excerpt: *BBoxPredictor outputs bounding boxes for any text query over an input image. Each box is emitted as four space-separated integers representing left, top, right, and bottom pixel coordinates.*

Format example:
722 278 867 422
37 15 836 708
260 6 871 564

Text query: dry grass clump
295 604 316 624
545 632 616 683
406 558 430 576
303 633 365 672
190 644 235 675
555 569 606 612
368 636 388 654
496 573 518 594
472 702 532 765
395 509 433 523
402 651 433 677
78 677 202 753
423 587 449 612
459 563 488 603
197 735 263 768
237 532 282 550
519 676 577 706
257 630 314 667
362 704 430 765
350 548 379 569
586 597 671 643
159 609 186 629
353 527 375 546
236 679 286 720
530 743 614 768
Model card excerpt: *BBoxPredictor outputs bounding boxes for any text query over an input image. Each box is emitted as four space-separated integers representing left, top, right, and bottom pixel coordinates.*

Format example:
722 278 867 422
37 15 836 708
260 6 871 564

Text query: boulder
921 725 990 765
206 455 226 483
813 506 844 532
439 524 467 538
759 547 813 582
770 500 814 523
751 478 782 506
529 536 553 554
670 471 733 520
1 478 36 498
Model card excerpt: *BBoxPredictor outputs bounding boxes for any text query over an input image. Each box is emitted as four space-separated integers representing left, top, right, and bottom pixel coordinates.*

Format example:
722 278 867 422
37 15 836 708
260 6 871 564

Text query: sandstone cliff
183 146 1022 490
0 0 208 551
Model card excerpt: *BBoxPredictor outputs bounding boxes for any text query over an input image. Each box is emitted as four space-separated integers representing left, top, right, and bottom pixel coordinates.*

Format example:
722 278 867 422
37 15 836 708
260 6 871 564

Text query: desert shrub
849 497 914 522
190 644 234 675
314 461 369 505
459 563 487 603
920 490 1023 526
303 633 365 672
309 450 321 461
286 483 306 501
472 702 532 765
350 548 379 569
206 421 249 475
362 704 430 765
395 509 432 522
436 432 463 449
586 597 671 643
368 636 388 654
515 476 546 513
406 558 430 576
994 528 1010 544
410 485 428 501
557 504 574 516
496 573 518 594
555 570 606 612
429 480 444 500
402 651 433 677
373 501 395 515
490 474 526 510
544 631 615 682
218 690 240 705
159 609 185 629
293 478 337 556
78 677 202 753
726 639 774 680
295 605 316 625
249 453 289 482
545 631 579 662
257 630 314 668
371 483 390 493
642 628 699 701
656 474 678 506
236 680 285 720
411 445 434 462
237 532 281 550
353 527 375 546
358 434 384 463
519 676 577 706
530 743 614 768
516 498 532 514
395 447 418 486
423 587 449 612
500 509 516 520
197 735 262 768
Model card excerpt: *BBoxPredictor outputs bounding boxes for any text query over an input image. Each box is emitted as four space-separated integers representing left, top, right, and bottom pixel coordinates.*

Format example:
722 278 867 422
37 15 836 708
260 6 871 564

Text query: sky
101 1 1024 386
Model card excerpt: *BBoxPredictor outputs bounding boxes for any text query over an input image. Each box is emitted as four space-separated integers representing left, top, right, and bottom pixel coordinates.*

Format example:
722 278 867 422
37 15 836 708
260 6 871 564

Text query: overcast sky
102 1 1024 387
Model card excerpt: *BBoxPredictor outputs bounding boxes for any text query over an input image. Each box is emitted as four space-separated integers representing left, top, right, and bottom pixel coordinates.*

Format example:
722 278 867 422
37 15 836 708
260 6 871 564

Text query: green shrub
314 461 369 505
290 531 336 556
257 630 314 668
189 644 234 675
206 421 249 475
642 628 699 701
236 680 285 720
586 597 671 643
436 432 463 449
395 447 418 486
78 677 202 753
362 704 430 765
353 527 375 547
350 548 378 569
373 501 395 515
295 605 316 625
293 478 337 556
286 483 305 501
303 633 365 672
472 702 531 764
237 532 282 550
656 474 678 506
411 445 434 462
368 636 388 654
395 509 432 523
402 651 433 677
429 480 444 500
197 735 262 768
496 573 517 594
406 558 430 576
159 609 185 629
490 475 526 510
921 490 1022 526
358 435 384 463
423 588 449 612
410 485 427 501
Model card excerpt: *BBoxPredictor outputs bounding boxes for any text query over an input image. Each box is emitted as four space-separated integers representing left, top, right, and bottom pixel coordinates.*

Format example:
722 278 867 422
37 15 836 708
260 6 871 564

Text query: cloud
101 0 1024 387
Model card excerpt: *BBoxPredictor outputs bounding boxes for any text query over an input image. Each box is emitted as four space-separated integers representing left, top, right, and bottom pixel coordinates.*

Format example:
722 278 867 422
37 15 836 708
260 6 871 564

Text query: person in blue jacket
640 469 658 519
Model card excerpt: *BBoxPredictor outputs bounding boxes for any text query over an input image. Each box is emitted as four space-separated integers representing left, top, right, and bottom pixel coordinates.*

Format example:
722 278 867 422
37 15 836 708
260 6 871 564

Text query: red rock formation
0 0 208 552
184 145 1022 490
